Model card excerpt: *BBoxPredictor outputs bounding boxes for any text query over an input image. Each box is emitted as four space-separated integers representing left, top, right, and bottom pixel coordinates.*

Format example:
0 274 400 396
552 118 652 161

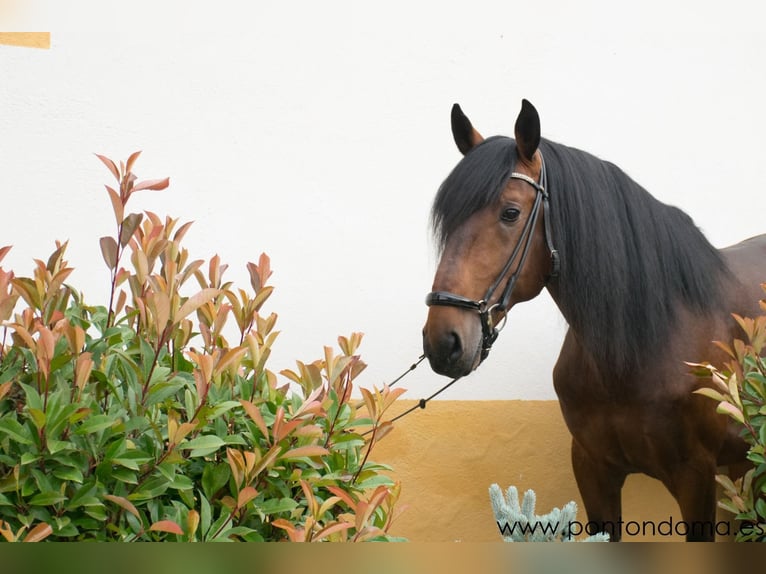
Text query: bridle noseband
425 152 559 364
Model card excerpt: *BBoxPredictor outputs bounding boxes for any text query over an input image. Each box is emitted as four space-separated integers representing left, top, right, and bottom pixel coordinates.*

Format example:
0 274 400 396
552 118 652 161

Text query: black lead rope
359 354 461 436
388 354 426 388
388 373 462 425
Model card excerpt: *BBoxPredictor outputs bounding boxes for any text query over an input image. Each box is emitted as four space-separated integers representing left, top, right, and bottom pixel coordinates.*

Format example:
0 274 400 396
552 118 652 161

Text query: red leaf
126 150 142 173
119 213 144 247
173 220 195 243
326 486 357 510
149 520 184 535
239 399 269 440
371 420 394 443
280 445 330 460
175 288 220 323
246 262 260 292
246 253 273 293
271 518 305 541
95 154 120 181
258 253 272 283
105 185 124 224
133 177 170 192
237 486 259 508
99 236 118 270
0 381 13 402
312 521 353 541
0 245 11 264
104 494 140 519
22 523 53 543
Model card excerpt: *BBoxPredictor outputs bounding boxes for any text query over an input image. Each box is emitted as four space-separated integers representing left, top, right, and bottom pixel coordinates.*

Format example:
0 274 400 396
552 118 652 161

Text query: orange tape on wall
0 32 50 49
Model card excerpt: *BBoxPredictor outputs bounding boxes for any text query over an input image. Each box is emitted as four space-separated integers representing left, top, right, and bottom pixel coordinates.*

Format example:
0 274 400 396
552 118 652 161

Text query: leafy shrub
0 153 405 541
691 284 766 541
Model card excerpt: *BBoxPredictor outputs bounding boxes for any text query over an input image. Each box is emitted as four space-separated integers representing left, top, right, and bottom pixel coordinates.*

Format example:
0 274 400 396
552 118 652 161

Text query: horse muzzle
422 308 482 378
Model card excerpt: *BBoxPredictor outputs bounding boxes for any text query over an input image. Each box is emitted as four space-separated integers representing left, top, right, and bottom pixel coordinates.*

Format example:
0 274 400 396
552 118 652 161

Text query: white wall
2 1 766 401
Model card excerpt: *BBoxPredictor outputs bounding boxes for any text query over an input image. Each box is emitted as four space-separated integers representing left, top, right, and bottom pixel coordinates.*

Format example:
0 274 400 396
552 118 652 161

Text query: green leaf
128 477 170 501
144 380 184 407
66 481 98 510
112 450 153 471
202 463 230 500
693 387 727 403
53 466 84 483
30 468 55 494
258 497 298 515
222 434 247 446
353 474 395 490
180 435 225 455
29 491 67 506
111 468 138 484
330 432 365 450
20 452 39 466
225 526 264 542
84 503 108 521
28 408 46 430
179 487 195 510
756 497 766 520
19 383 43 411
747 451 766 465
46 439 74 454
205 400 241 420
0 416 34 445
51 453 88 470
46 403 80 439
716 401 745 425
75 414 119 435
0 363 21 384
170 474 194 491
199 492 212 537
53 520 79 538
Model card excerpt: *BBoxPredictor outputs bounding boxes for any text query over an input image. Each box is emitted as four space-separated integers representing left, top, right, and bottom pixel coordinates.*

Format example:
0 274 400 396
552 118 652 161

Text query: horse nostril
447 331 463 363
424 327 467 374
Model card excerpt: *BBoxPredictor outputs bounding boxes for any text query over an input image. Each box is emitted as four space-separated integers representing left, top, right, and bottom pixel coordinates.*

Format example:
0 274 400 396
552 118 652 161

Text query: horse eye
501 207 521 223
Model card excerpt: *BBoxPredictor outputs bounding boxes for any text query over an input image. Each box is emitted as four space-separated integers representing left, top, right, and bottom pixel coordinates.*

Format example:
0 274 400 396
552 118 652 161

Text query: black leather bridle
425 152 560 364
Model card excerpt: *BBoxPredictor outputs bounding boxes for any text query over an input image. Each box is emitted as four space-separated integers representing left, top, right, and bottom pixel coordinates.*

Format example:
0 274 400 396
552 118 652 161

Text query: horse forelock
430 136 516 253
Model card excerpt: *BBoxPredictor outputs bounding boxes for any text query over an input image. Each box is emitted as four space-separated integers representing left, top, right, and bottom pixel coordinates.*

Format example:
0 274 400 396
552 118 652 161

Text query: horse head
423 100 557 378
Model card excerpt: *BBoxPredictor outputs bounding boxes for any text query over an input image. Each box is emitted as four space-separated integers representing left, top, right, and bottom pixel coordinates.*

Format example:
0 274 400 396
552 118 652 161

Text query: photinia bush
691 284 766 542
0 153 406 541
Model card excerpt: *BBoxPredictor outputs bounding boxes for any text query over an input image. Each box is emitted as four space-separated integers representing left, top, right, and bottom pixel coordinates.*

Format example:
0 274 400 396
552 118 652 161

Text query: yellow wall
0 32 50 49
376 399 711 542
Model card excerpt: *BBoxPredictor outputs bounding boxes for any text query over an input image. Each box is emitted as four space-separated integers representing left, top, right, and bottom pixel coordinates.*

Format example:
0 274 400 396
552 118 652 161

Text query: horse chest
556 387 688 476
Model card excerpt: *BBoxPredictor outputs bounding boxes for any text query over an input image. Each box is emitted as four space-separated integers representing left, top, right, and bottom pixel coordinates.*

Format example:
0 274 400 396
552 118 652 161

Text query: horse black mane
431 136 729 376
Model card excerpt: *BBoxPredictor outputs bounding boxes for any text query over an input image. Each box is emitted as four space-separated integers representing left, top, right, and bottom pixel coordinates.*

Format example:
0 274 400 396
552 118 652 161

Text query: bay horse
422 99 766 541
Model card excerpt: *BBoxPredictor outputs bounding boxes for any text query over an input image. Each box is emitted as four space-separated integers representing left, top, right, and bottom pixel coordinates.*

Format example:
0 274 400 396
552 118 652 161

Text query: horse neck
538 141 730 378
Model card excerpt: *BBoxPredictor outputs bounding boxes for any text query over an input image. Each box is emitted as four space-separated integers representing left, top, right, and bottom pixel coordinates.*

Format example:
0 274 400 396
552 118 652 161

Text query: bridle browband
425 151 559 364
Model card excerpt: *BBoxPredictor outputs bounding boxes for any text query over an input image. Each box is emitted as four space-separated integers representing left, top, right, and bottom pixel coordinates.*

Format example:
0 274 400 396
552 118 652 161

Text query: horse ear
451 104 484 155
514 99 541 162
